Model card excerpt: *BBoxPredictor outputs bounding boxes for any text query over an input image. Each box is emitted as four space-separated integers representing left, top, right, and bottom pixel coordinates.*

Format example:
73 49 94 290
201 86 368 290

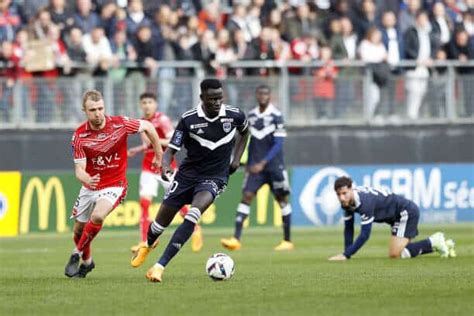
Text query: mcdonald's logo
20 177 67 234
256 184 282 227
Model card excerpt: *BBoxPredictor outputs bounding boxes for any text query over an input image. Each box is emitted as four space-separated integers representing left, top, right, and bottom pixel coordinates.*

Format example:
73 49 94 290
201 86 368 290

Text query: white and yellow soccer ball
205 253 235 281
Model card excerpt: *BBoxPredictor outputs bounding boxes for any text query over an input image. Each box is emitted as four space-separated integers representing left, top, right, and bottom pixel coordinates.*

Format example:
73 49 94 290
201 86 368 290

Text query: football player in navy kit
130 79 249 282
329 176 456 261
221 85 294 251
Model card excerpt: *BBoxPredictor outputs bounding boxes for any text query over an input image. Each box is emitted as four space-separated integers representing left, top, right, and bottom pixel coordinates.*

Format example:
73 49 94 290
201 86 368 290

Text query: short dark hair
256 84 271 92
200 79 222 92
334 176 353 191
139 92 157 100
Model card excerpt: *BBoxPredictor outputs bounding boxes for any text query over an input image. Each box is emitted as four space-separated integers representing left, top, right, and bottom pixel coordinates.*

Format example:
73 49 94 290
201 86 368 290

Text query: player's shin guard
234 203 250 240
282 204 292 242
147 221 166 247
140 198 151 242
402 239 433 258
158 207 201 267
77 221 102 253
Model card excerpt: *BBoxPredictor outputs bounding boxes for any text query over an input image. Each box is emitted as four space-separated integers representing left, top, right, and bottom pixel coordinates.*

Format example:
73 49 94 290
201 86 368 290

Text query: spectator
448 28 474 116
313 45 338 118
353 0 378 40
340 16 358 59
99 1 118 39
265 8 283 32
270 28 292 62
0 0 22 42
227 4 252 42
282 3 321 42
380 10 404 118
398 0 421 35
110 29 136 80
48 0 74 36
214 28 238 78
66 26 86 63
326 18 347 59
191 29 217 75
247 26 277 75
82 26 113 75
29 8 53 39
197 0 224 33
134 25 158 75
246 5 262 40
458 9 473 37
404 11 441 119
431 1 454 48
73 0 101 34
18 0 49 23
443 0 464 24
358 27 387 118
125 0 151 41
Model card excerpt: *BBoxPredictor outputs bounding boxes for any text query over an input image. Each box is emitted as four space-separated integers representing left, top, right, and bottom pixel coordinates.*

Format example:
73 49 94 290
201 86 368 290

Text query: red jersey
142 112 174 172
72 116 143 189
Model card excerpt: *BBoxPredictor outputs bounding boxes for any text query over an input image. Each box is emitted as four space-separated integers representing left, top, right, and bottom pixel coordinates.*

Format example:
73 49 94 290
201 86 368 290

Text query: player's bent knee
242 192 254 205
90 214 105 225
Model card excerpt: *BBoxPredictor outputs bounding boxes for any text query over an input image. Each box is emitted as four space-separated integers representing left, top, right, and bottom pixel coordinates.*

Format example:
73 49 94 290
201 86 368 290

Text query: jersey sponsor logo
190 123 208 129
112 124 124 129
220 118 234 123
91 152 121 167
79 133 90 138
20 177 67 233
299 167 349 225
223 122 232 133
97 133 108 139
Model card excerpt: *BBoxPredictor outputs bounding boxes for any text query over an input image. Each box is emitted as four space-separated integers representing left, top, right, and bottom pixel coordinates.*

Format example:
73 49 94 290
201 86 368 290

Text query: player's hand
249 161 266 174
328 254 347 261
161 166 173 182
87 174 100 189
152 155 162 170
229 162 240 175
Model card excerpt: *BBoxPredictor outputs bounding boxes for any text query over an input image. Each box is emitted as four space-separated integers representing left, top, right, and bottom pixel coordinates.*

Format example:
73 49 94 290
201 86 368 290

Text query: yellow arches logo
20 177 67 234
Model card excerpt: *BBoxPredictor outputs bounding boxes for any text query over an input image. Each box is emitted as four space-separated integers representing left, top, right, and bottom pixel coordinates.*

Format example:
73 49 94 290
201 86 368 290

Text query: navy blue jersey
344 186 413 225
168 103 248 181
247 104 286 170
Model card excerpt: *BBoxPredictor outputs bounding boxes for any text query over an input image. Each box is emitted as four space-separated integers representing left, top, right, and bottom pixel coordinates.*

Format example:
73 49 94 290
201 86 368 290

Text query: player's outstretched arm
141 120 163 169
74 161 100 189
230 128 249 175
330 223 373 261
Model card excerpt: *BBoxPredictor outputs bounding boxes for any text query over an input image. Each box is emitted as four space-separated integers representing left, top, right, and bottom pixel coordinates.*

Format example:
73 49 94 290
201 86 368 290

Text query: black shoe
74 261 95 278
64 253 81 277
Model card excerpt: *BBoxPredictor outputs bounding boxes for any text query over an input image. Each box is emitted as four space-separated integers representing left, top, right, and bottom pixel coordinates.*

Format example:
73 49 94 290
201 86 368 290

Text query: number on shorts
169 180 179 193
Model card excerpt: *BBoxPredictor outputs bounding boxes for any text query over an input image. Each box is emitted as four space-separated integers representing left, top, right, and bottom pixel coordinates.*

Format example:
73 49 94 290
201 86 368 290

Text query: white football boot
429 232 449 258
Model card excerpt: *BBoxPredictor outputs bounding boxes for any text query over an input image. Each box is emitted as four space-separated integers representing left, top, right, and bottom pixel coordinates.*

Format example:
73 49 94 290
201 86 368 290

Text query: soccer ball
205 253 235 281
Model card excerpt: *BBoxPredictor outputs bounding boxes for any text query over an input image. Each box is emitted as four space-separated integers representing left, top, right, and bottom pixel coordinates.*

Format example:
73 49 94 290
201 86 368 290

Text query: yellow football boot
146 265 164 283
130 240 159 268
191 225 203 252
220 237 241 251
130 241 147 253
274 240 294 251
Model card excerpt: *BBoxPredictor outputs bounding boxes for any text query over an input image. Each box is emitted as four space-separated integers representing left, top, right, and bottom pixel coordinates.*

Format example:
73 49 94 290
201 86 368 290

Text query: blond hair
82 90 103 110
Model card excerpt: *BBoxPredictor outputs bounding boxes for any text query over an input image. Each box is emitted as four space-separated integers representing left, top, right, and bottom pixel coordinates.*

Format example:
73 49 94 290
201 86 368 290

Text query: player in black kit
131 79 249 282
329 176 456 261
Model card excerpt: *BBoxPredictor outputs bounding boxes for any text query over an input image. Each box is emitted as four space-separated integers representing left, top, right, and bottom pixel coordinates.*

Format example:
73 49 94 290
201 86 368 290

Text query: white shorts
139 171 171 197
71 186 126 223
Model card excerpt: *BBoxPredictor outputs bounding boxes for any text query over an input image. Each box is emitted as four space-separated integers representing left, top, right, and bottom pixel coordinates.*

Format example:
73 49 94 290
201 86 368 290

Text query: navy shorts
391 202 419 239
162 171 227 208
242 168 290 196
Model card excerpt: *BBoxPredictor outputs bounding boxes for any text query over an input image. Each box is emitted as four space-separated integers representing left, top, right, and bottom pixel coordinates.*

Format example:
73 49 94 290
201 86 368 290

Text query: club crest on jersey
223 122 232 133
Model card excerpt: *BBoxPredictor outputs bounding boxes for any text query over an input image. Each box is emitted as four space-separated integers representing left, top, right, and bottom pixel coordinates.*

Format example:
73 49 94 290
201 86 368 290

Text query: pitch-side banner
0 172 22 237
292 164 474 226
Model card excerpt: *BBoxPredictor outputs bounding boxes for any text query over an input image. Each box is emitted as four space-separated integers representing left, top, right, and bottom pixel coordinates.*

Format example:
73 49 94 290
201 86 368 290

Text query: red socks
74 234 91 260
179 205 189 218
77 221 102 254
140 198 151 242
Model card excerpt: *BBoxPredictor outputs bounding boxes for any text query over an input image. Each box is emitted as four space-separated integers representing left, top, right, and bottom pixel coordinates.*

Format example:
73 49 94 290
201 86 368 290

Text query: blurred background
0 0 473 236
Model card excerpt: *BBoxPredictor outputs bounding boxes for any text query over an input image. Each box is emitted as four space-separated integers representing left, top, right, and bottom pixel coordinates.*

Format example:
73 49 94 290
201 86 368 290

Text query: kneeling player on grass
130 79 249 283
329 176 456 261
64 90 162 278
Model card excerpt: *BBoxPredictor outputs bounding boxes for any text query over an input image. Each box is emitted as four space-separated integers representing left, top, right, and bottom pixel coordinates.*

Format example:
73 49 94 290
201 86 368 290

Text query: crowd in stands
0 0 473 121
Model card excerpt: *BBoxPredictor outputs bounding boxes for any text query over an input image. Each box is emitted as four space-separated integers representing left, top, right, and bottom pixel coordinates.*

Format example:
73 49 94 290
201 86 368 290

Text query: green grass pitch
1 224 473 315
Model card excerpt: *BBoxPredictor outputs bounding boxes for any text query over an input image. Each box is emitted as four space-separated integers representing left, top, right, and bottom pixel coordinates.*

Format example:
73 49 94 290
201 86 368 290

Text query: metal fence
0 60 473 128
